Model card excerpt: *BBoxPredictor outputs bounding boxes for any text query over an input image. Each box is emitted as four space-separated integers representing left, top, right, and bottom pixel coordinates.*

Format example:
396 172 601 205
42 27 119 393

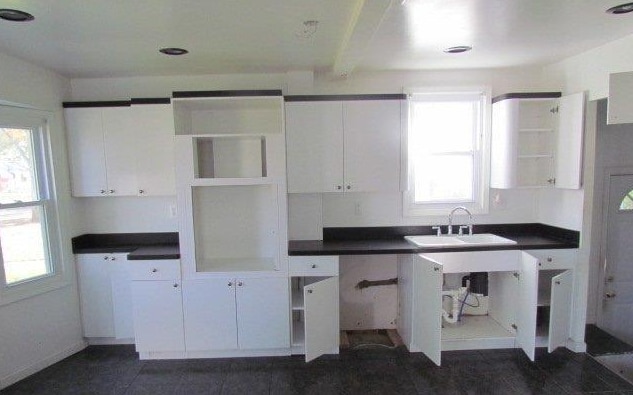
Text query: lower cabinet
182 276 290 351
400 250 573 366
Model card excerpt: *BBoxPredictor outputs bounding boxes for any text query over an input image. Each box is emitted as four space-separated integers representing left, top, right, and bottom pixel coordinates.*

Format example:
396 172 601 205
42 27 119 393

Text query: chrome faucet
448 206 473 236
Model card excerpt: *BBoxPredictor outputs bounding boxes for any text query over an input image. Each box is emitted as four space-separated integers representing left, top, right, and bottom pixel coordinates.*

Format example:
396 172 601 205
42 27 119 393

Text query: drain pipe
442 287 468 324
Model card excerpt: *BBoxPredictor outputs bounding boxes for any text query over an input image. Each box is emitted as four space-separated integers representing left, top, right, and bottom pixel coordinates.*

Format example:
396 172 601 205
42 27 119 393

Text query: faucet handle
458 225 468 236
431 226 442 236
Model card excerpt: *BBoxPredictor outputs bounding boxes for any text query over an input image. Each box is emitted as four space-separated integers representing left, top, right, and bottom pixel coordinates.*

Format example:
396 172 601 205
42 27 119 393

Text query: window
404 90 490 215
619 190 633 211
0 109 58 291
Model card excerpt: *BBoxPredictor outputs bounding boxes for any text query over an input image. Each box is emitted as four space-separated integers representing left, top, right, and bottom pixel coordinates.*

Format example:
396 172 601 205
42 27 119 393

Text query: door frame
596 166 633 329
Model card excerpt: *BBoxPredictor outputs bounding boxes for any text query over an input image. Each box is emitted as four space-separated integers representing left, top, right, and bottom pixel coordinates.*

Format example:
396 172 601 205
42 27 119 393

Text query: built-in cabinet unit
399 250 574 366
490 92 585 189
64 99 176 197
285 95 405 193
182 277 289 352
76 253 134 341
608 71 633 124
130 259 185 354
289 256 340 362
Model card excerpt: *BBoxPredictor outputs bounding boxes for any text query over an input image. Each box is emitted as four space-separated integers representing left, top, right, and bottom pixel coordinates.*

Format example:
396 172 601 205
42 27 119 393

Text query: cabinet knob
346 185 351 190
433 267 440 272
605 292 617 299
336 185 342 190
111 257 116 261
237 281 243 287
555 281 561 285
152 268 157 273
103 256 109 260
228 281 233 287
547 257 553 262
100 189 106 194
547 178 556 185
173 283 179 288
307 289 313 294
311 264 317 269
139 189 145 194
109 189 115 194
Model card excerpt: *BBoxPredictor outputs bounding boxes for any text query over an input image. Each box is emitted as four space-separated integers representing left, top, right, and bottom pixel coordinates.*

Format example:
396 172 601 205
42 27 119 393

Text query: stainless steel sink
405 233 516 248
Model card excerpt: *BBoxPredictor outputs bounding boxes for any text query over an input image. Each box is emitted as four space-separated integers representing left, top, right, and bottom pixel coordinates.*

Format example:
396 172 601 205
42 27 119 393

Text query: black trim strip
492 92 561 104
131 98 171 105
173 90 282 98
284 94 407 102
63 101 131 108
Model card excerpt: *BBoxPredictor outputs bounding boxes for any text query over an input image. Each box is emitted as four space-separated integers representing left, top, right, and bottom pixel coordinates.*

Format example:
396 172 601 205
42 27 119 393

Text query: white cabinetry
289 256 339 362
130 259 185 353
182 277 289 351
491 92 585 189
399 250 573 366
608 71 633 124
76 253 133 340
285 96 404 193
64 101 176 197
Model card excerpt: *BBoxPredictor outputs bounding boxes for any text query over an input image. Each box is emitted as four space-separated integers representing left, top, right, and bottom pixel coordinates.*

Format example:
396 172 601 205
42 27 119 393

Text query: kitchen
1 1 633 393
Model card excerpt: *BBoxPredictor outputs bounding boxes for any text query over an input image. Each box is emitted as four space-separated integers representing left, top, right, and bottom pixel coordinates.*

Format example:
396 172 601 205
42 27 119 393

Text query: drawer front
128 259 181 280
289 256 339 276
526 249 576 270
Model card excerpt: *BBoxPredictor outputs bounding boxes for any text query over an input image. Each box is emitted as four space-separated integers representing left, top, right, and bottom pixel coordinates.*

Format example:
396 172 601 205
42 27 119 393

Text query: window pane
620 191 633 211
0 128 38 204
1 206 50 284
411 101 476 153
414 155 473 202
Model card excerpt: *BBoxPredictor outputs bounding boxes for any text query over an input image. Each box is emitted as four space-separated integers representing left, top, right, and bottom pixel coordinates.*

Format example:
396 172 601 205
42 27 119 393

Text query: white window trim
403 87 491 217
0 106 69 305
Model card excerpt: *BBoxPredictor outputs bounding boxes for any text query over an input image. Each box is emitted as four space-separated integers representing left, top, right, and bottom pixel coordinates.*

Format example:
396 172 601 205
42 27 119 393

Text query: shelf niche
194 136 267 179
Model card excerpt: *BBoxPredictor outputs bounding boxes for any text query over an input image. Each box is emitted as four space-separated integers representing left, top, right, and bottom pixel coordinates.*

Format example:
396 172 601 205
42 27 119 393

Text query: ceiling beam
333 0 395 78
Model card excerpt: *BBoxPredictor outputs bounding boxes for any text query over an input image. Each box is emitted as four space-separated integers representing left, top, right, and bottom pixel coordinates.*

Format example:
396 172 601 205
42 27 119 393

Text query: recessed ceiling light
159 48 189 56
444 46 472 54
0 9 34 22
606 2 633 14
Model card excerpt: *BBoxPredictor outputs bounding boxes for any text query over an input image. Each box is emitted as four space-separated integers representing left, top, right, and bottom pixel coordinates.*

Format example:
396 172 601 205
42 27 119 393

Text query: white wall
0 52 85 389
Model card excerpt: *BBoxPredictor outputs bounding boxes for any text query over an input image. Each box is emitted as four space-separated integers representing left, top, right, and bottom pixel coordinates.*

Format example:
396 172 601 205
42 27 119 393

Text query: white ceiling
0 0 632 78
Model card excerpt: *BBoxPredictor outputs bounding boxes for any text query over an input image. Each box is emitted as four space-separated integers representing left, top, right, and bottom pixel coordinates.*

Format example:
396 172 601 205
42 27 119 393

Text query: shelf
518 155 553 159
196 257 277 273
292 291 305 311
292 320 305 347
191 178 276 186
442 315 514 341
519 128 554 133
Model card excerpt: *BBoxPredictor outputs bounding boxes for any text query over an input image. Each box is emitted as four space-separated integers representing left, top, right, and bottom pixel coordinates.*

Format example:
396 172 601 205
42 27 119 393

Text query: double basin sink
404 233 516 248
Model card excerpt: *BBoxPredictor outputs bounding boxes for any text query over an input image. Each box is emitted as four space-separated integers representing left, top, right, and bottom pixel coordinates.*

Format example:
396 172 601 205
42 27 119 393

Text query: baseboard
86 337 134 345
139 348 292 360
567 339 587 353
0 340 87 390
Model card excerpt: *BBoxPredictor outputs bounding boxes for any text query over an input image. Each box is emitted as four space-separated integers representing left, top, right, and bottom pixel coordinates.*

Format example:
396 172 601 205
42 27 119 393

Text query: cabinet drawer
289 256 339 276
526 249 576 270
128 260 181 280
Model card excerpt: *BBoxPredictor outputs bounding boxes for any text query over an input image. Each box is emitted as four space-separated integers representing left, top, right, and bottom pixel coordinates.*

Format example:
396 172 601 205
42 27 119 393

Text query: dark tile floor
2 345 633 394
585 324 633 356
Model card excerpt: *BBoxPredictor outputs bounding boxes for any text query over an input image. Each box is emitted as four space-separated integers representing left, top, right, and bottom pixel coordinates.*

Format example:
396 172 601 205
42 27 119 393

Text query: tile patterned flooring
2 345 633 394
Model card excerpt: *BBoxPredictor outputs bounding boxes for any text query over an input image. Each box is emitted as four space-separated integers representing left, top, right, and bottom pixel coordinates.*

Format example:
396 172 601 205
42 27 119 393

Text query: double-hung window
0 108 59 293
404 90 490 216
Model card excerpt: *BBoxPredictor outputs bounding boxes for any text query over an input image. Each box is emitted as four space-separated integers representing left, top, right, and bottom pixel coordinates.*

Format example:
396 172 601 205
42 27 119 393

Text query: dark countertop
289 224 579 256
72 232 179 260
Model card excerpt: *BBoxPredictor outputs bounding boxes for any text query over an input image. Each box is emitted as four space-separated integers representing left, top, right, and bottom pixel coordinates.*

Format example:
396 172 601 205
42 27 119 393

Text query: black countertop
289 224 579 256
72 233 179 260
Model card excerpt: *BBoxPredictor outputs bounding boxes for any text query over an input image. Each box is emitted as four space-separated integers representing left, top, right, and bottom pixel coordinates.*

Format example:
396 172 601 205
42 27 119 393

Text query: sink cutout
405 233 516 248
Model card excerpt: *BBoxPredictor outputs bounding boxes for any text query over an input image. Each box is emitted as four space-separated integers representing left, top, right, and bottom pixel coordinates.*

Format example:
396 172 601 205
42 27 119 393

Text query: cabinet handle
152 268 157 273
173 283 179 288
336 185 342 190
228 281 233 287
307 289 313 294
237 281 243 287
109 189 115 194
311 264 317 269
111 256 116 261
100 189 106 194
103 256 109 260
547 178 556 185
433 267 440 272
605 292 617 299
555 281 561 285
547 257 553 262
139 189 145 194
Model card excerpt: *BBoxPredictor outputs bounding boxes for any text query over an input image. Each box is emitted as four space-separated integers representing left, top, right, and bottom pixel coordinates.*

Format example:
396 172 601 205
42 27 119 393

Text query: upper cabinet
608 71 633 124
490 92 585 189
285 95 405 193
64 99 176 197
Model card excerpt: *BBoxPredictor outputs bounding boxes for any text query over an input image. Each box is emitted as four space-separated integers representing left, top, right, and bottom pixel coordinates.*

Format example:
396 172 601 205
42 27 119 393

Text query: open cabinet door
555 92 584 189
517 252 539 361
413 255 443 366
304 277 339 362
548 270 573 352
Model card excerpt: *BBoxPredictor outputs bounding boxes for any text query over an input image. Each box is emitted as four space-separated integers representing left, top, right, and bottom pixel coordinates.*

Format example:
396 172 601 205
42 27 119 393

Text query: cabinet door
413 255 443 366
131 280 185 352
343 100 402 192
65 108 107 196
236 277 289 349
110 256 135 339
548 270 573 352
132 104 176 196
304 276 339 362
285 101 344 193
517 252 539 361
554 92 585 189
102 107 138 196
490 99 519 189
182 279 238 351
76 254 115 337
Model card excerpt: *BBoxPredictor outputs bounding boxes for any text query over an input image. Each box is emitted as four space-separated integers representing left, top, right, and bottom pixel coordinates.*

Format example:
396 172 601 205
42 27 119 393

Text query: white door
343 100 402 192
548 270 573 352
131 280 185 352
182 278 238 351
554 92 585 189
110 256 135 339
102 106 138 196
64 108 108 196
304 276 339 362
516 252 539 361
413 255 443 366
132 104 176 196
76 254 115 337
236 277 289 349
285 101 344 193
599 174 633 344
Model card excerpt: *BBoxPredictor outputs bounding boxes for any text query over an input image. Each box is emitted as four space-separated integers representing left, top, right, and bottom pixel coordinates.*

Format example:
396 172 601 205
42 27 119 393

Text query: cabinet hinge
513 272 520 280
550 106 559 114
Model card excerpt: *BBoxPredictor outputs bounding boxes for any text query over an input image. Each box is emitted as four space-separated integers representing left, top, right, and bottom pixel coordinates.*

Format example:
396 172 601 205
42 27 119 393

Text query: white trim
0 340 86 390
138 347 291 360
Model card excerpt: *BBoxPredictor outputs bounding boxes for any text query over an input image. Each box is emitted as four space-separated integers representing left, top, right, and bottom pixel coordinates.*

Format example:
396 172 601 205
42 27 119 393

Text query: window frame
0 106 66 305
403 88 491 217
